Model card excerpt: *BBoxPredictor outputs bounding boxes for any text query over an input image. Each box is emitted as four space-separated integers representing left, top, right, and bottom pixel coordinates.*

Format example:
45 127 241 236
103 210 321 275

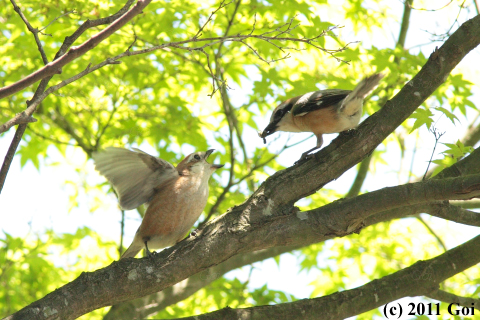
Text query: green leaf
409 107 434 133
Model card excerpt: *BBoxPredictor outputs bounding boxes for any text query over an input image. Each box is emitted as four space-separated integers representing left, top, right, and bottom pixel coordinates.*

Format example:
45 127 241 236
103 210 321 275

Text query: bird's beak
205 149 224 169
258 122 278 144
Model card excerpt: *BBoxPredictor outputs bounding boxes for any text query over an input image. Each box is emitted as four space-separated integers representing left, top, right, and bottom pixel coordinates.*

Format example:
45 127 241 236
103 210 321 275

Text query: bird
259 73 384 161
92 147 224 259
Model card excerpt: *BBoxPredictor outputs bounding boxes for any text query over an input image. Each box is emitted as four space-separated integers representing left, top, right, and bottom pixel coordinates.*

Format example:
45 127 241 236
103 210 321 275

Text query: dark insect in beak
258 122 278 144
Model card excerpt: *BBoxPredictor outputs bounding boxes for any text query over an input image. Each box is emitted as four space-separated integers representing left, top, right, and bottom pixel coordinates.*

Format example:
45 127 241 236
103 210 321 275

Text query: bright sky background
1 1 480 319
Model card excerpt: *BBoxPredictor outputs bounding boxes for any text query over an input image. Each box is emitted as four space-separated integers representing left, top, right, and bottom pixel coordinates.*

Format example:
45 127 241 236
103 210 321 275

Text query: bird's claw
294 153 312 165
340 128 358 137
146 250 158 258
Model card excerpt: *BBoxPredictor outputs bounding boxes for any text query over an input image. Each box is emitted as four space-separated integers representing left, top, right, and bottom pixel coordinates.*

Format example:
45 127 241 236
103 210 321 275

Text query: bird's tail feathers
120 244 143 259
349 73 384 100
341 73 384 113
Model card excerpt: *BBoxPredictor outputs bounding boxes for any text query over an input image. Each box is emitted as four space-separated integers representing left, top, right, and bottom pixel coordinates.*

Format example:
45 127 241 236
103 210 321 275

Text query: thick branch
6 173 480 320
0 113 37 133
462 121 480 147
161 233 480 320
0 0 151 99
346 154 371 197
397 0 413 47
263 14 480 206
4 13 480 320
426 289 480 312
451 199 480 209
434 146 480 179
367 146 480 226
104 245 300 320
366 202 480 227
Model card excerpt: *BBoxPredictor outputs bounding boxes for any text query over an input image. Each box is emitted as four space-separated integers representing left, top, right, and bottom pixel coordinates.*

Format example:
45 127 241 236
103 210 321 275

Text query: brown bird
92 147 223 259
259 73 384 161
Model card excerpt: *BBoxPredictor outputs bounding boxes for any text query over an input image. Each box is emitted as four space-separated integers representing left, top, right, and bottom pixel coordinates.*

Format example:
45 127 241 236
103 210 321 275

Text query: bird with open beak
259 73 384 162
93 147 224 259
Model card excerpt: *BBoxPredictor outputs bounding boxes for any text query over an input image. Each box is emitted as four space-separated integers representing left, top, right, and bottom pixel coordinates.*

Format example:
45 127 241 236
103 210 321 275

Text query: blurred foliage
0 0 479 319
0 227 117 319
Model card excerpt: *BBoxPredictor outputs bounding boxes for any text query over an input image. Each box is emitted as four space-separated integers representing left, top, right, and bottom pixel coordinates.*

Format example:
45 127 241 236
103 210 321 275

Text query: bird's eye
194 155 201 160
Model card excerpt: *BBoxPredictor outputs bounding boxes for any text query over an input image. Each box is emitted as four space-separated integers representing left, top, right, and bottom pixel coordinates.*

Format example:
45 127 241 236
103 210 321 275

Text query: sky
1 1 480 319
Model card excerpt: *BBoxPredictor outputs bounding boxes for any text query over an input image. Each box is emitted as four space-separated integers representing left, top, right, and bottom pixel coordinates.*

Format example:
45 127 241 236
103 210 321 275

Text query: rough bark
105 148 480 320
162 233 480 320
4 173 480 320
3 11 480 320
104 246 301 320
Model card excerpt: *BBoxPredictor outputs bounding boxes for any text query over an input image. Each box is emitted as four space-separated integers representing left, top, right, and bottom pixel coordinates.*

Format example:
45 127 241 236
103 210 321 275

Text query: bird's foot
146 249 158 258
144 240 157 258
340 128 358 137
190 229 198 237
294 152 313 165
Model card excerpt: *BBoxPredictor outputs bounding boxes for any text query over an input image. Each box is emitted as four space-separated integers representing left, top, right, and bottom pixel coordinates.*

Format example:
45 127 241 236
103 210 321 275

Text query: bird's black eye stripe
194 155 201 160
275 109 285 118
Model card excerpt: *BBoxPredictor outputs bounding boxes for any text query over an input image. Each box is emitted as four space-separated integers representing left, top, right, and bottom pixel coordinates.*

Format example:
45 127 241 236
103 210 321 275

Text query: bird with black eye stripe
259 73 384 162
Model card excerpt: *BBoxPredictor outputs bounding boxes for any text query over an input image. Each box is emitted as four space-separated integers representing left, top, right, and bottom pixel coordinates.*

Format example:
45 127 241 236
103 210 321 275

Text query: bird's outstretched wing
291 89 351 117
93 147 178 210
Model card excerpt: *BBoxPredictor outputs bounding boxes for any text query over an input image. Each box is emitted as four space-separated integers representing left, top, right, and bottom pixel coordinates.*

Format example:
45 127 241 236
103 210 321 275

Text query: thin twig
407 0 454 11
200 48 222 97
193 0 233 39
39 10 77 35
0 0 139 194
0 16 349 100
0 0 151 100
415 215 447 252
27 127 76 146
423 127 445 180
425 0 468 41
199 134 313 227
0 124 26 194
9 0 49 64
407 131 419 182
214 0 241 60
474 0 480 14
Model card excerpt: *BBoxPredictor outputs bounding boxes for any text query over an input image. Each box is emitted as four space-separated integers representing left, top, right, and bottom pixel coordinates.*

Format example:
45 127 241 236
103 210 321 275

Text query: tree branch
0 0 138 194
415 215 447 251
434 146 480 179
346 154 372 197
9 0 49 65
159 234 480 320
0 12 348 135
4 12 480 320
6 172 480 320
451 199 480 209
0 0 151 99
0 125 27 195
426 289 480 312
262 14 480 207
104 245 301 320
462 120 480 147
367 146 480 226
397 0 413 48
